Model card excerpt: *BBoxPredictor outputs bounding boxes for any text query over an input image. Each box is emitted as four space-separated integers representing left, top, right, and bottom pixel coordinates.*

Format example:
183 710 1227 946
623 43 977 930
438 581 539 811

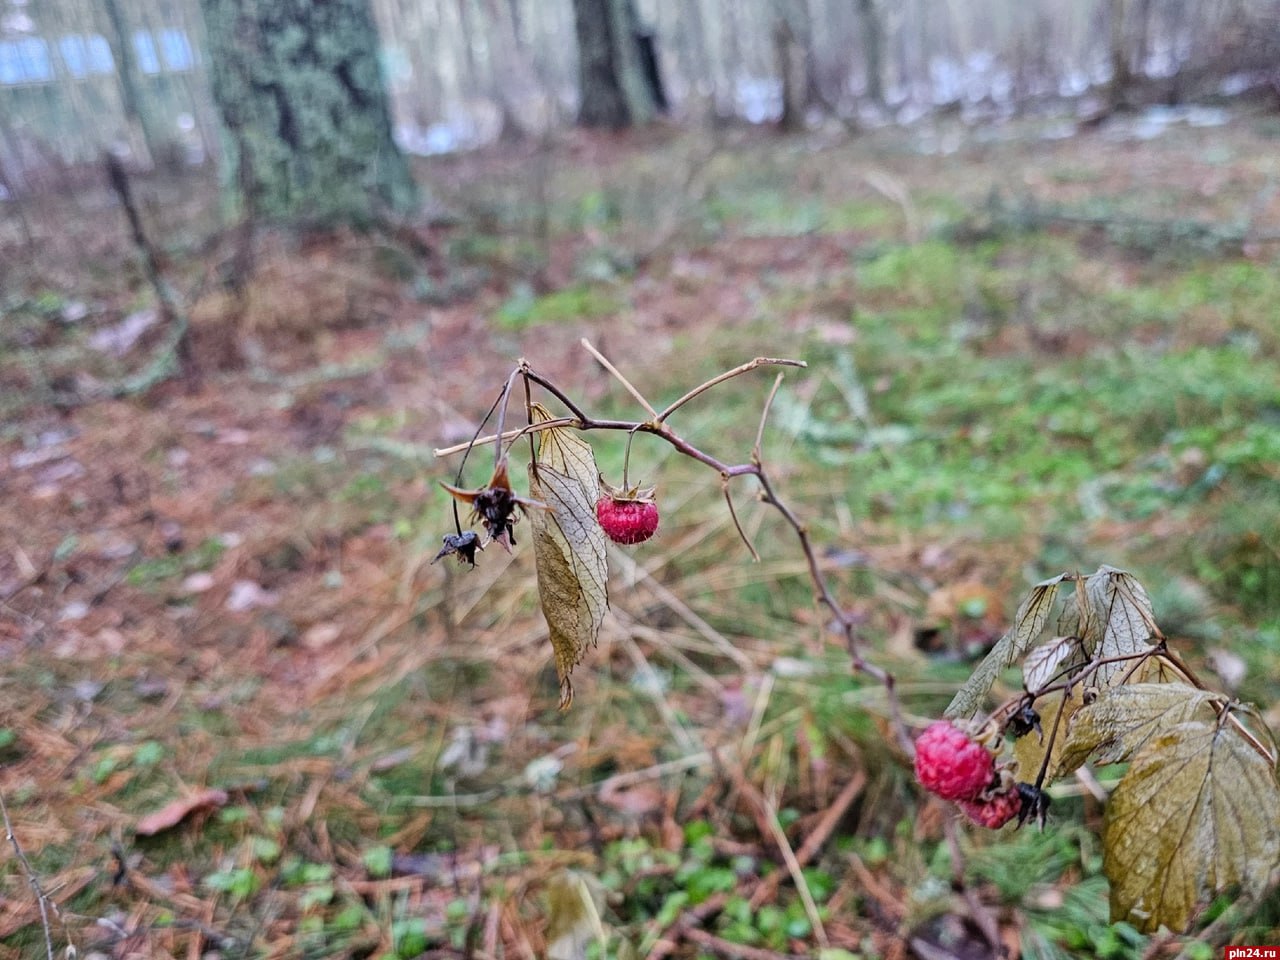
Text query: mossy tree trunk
198 0 417 227
571 0 656 129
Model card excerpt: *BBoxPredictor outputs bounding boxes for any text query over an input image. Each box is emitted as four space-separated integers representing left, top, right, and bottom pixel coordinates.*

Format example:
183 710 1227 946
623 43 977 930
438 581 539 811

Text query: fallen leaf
136 788 229 836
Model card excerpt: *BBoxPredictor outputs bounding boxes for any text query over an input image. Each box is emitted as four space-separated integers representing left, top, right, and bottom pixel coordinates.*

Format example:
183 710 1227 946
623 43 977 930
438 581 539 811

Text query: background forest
3 0 1280 957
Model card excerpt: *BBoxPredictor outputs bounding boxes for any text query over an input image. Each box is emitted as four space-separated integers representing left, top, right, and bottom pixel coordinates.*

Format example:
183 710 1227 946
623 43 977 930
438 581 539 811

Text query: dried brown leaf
1103 708 1280 932
1023 635 1083 693
528 404 607 709
135 788 229 836
1058 683 1224 773
1082 566 1158 685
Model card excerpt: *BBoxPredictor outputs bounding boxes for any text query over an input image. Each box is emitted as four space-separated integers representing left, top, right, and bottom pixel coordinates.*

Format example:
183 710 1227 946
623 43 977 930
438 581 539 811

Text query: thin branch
722 478 760 562
434 418 576 457
754 373 785 460
0 788 58 960
580 338 660 419
656 358 806 423
438 357 912 757
491 368 523 470
684 928 805 960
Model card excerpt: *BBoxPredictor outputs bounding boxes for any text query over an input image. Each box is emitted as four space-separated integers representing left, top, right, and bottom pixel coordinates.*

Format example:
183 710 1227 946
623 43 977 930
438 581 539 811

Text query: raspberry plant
436 341 1280 938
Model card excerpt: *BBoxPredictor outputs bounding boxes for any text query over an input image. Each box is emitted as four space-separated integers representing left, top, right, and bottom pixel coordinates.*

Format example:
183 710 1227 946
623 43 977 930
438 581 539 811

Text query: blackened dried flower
440 460 547 552
432 531 483 568
1006 702 1043 741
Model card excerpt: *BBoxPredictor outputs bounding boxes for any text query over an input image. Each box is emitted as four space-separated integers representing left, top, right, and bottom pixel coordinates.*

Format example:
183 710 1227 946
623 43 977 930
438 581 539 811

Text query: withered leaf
1023 635 1083 694
946 573 1068 718
528 404 607 709
1082 566 1158 685
1013 685 1086 785
1058 682 1224 773
1103 709 1280 933
530 402 598 487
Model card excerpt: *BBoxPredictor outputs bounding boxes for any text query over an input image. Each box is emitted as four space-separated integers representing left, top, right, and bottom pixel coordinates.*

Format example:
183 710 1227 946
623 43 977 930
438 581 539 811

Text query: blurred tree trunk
571 0 657 128
774 18 807 130
775 0 817 128
1108 0 1133 109
856 0 885 107
101 0 164 163
198 0 418 226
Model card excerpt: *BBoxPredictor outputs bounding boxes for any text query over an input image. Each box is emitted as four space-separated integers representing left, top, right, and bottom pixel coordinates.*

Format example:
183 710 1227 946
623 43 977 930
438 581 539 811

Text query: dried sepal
441 460 548 552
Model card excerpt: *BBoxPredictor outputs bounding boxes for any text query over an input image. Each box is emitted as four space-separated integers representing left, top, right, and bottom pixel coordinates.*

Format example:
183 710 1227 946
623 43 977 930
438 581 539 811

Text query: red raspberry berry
913 720 995 801
960 788 1022 829
596 481 659 545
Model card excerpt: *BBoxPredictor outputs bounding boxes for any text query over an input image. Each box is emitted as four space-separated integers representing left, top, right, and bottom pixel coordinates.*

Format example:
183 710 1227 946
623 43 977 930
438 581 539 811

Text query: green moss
496 283 621 330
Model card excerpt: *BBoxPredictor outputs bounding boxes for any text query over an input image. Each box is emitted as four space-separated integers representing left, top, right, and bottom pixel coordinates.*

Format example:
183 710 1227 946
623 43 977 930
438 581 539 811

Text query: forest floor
3 107 1280 959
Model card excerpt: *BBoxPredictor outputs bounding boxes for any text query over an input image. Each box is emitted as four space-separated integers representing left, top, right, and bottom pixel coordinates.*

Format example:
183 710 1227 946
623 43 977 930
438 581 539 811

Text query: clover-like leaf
1103 709 1280 933
1082 566 1158 685
527 404 607 709
946 573 1068 718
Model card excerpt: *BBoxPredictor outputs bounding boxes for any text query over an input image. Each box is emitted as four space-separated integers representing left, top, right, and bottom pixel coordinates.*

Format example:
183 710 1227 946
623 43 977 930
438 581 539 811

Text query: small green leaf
392 918 429 958
205 868 260 898
298 883 334 910
133 741 165 766
363 845 393 878
252 837 282 864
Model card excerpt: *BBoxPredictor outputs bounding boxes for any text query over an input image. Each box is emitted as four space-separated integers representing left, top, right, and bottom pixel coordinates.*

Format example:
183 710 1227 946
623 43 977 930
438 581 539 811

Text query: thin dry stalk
0 789 58 960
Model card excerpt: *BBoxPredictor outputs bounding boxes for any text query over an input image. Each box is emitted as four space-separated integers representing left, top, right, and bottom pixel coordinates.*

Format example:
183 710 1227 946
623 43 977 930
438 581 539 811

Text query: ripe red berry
596 495 660 545
960 788 1023 829
913 720 995 802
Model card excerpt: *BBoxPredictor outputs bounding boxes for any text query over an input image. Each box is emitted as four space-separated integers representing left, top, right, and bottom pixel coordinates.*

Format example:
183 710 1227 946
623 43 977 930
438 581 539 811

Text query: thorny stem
0 786 58 960
440 351 917 757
